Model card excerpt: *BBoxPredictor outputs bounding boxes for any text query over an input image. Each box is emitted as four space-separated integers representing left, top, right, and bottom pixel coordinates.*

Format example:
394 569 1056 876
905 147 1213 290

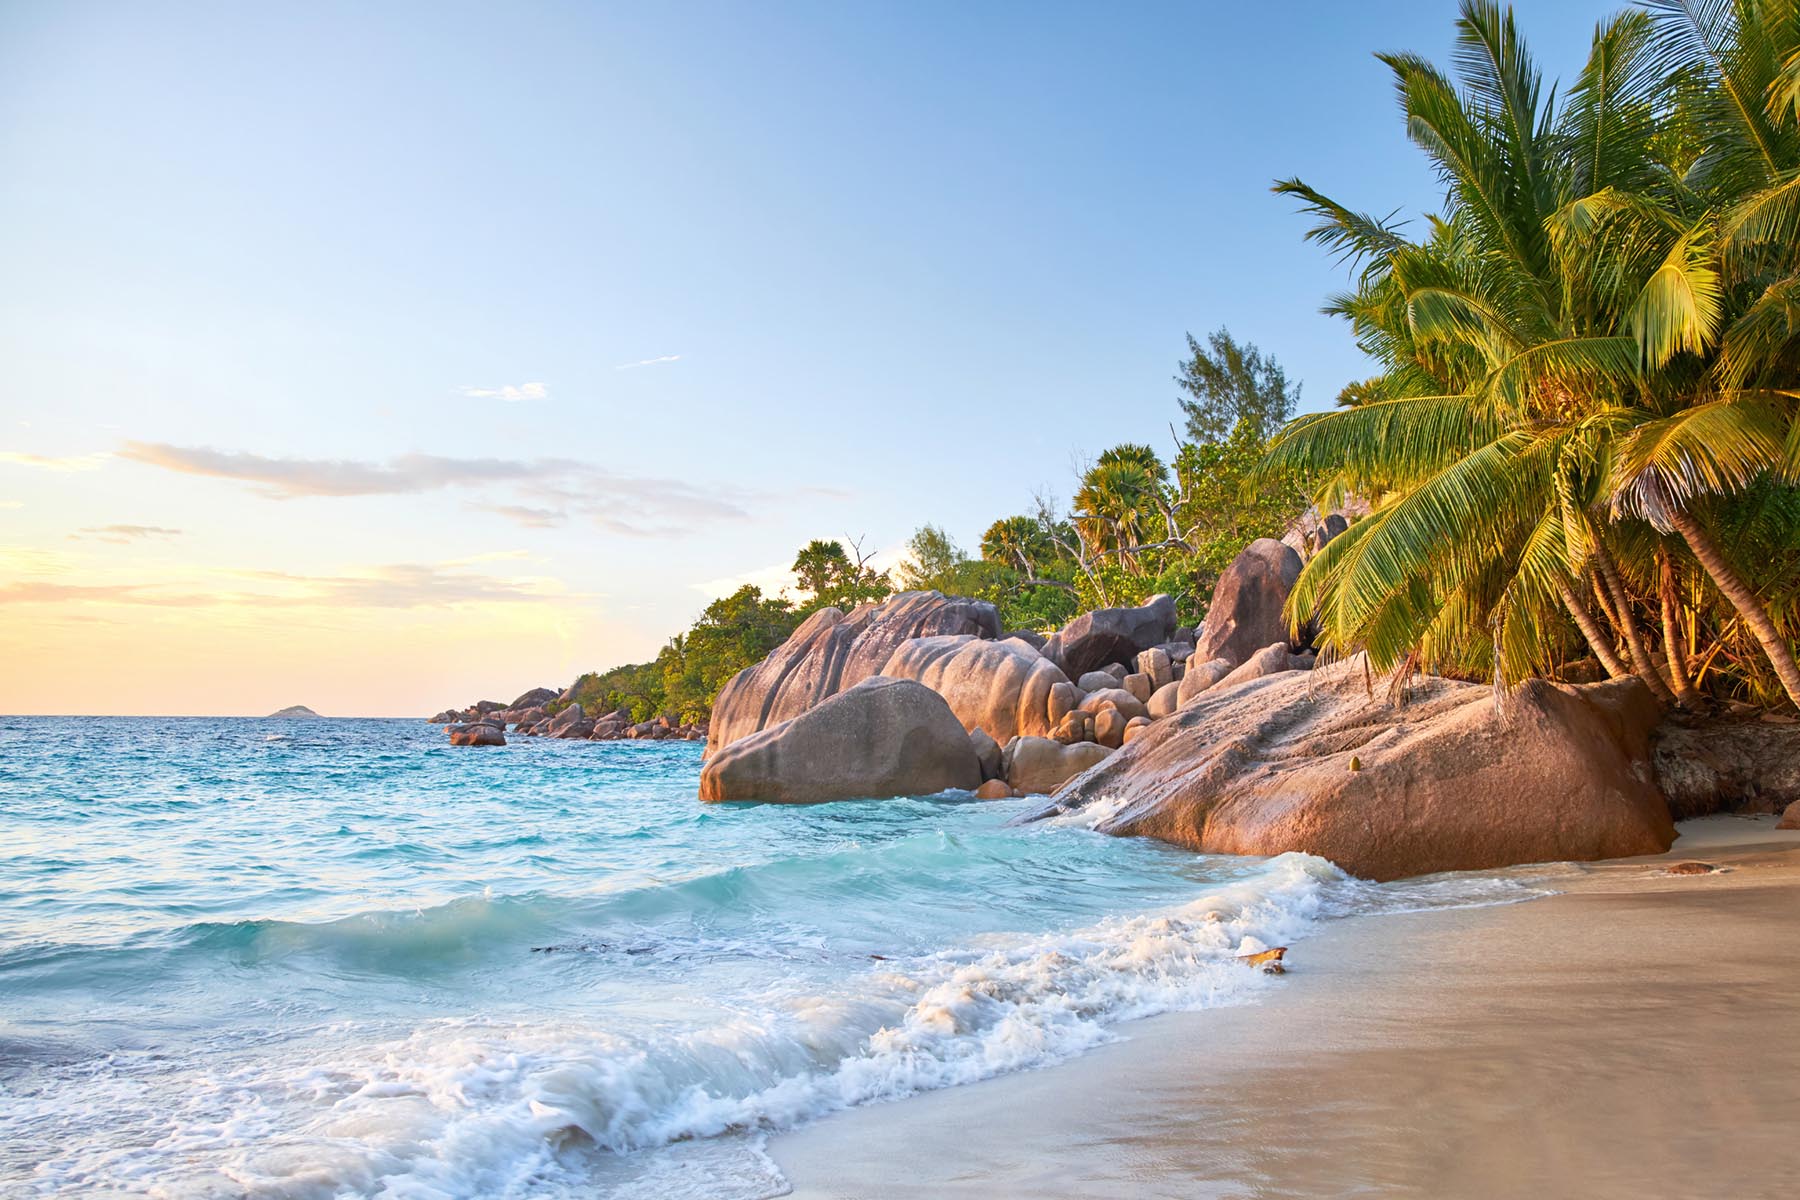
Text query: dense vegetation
1265 0 1800 710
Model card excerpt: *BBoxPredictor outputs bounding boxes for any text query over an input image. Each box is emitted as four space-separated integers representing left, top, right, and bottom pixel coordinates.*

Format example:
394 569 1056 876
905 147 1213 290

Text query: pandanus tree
1263 0 1800 708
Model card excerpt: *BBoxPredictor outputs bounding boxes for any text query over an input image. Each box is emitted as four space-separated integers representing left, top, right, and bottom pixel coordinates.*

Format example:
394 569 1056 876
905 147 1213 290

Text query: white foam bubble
21 853 1348 1198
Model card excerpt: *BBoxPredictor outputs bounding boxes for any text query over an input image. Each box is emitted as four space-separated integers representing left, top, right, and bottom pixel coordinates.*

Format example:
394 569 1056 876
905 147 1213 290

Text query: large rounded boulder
1003 736 1112 796
699 677 981 804
880 634 1072 744
706 591 1000 758
1027 656 1674 881
1044 594 1177 679
1194 539 1304 667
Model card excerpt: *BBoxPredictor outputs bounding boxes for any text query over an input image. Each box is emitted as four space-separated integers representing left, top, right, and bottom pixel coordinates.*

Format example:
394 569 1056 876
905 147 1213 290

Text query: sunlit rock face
705 591 1000 759
1030 655 1675 881
699 677 981 804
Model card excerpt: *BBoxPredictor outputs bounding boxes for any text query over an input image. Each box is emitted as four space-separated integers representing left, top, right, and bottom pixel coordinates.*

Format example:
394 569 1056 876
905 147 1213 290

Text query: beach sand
770 815 1800 1199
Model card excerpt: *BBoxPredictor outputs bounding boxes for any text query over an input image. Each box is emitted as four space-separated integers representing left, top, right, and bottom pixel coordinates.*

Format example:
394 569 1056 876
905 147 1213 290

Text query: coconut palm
1073 445 1172 574
1265 0 1800 708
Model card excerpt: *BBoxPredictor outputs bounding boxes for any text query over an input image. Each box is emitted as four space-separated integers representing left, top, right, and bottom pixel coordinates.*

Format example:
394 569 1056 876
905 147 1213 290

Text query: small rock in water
1665 861 1715 875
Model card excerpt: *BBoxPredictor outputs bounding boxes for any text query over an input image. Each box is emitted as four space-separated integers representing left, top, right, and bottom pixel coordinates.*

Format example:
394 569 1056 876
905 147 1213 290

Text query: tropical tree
1176 328 1302 443
1264 0 1800 708
1072 445 1171 574
790 537 891 611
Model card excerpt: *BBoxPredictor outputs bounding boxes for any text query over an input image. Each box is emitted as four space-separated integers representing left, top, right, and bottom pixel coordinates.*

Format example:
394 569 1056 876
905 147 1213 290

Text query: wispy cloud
71 524 184 544
460 381 549 402
119 441 755 536
0 561 584 610
119 442 547 498
480 504 567 529
0 451 111 472
615 355 681 370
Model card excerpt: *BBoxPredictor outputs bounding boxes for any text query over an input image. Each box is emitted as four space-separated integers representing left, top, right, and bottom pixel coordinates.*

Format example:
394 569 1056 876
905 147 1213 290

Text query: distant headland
266 705 323 719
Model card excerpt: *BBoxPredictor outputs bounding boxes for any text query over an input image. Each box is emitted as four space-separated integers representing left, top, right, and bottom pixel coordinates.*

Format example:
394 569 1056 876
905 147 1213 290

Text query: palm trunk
1658 548 1701 709
1671 508 1800 711
1557 576 1632 680
1593 546 1676 704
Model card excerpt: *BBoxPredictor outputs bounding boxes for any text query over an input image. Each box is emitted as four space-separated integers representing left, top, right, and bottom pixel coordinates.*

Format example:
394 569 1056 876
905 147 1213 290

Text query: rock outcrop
707 591 1000 758
879 635 1073 744
1177 657 1236 706
1003 736 1111 795
1045 594 1177 678
1028 656 1674 881
699 677 981 804
1653 717 1800 818
448 724 505 747
1193 539 1304 667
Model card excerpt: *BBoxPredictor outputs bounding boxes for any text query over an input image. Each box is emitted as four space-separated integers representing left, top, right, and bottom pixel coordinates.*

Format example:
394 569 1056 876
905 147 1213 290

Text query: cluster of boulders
512 703 706 742
700 531 1324 804
430 685 706 747
429 687 558 728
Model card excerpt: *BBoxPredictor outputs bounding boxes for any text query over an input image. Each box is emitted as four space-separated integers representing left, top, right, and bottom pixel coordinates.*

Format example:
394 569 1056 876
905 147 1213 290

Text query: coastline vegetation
561 0 1800 723
1266 0 1800 710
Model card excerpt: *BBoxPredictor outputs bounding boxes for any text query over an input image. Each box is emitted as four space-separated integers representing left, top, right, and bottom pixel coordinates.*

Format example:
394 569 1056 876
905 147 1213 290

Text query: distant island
266 705 322 719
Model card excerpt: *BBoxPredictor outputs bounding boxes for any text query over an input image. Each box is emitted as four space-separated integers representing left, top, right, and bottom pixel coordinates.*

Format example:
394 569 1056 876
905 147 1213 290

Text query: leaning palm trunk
1593 546 1676 704
1670 509 1800 711
1658 548 1701 708
1555 576 1632 681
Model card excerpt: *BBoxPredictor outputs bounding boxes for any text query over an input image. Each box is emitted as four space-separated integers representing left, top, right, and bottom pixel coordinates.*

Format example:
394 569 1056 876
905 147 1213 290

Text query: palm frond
1560 10 1664 195
1718 272 1800 386
1611 396 1788 528
1628 221 1724 367
1272 179 1409 281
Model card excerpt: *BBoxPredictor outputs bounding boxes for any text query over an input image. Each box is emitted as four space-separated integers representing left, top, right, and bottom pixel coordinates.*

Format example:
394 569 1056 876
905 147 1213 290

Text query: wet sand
771 816 1800 1199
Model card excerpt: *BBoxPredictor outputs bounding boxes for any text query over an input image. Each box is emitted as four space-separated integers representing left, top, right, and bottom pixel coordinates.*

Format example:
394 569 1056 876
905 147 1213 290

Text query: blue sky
0 0 1621 714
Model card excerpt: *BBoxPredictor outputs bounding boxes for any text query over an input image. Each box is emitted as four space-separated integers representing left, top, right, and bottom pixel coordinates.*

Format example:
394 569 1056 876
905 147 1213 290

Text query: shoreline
769 816 1800 1199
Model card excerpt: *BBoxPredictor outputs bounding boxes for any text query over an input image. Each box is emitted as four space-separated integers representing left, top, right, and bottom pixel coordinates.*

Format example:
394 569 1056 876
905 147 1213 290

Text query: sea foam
24 854 1343 1198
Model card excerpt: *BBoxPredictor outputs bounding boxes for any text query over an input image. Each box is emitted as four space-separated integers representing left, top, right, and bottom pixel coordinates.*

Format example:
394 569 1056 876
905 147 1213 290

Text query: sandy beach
771 815 1800 1199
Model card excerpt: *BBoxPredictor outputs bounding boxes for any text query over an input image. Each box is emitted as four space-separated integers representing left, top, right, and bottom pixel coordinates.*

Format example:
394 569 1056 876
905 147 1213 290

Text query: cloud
460 381 549 402
120 440 756 536
0 561 584 611
481 504 567 529
0 451 111 472
615 355 681 370
120 441 550 498
71 524 184 544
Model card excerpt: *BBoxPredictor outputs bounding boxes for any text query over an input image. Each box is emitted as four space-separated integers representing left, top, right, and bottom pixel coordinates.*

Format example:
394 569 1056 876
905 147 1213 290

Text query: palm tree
1073 445 1171 575
1265 0 1800 708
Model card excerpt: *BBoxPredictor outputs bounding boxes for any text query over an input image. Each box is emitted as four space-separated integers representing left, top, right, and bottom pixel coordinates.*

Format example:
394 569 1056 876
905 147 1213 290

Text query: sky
0 0 1622 716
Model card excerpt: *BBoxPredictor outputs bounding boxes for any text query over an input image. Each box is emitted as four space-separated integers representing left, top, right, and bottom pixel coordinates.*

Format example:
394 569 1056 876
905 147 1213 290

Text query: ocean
0 716 1543 1198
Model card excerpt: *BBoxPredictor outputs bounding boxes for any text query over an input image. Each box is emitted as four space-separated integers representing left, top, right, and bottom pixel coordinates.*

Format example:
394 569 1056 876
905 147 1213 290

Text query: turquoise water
0 717 1540 1197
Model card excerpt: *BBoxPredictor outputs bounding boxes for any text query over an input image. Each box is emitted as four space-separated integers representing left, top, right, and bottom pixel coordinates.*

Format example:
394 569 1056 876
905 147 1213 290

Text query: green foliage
1174 419 1317 595
791 539 891 611
1267 0 1800 706
1175 328 1301 444
657 585 801 721
559 583 800 725
900 523 1083 632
